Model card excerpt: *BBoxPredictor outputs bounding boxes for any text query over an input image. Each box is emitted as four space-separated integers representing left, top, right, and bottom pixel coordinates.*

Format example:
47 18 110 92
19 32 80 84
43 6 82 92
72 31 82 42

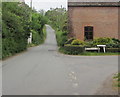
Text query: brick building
68 0 120 41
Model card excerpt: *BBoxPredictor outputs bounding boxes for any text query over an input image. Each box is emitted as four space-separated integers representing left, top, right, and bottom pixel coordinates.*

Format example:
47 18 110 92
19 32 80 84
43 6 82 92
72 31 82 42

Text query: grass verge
59 47 120 56
79 52 120 56
113 73 120 87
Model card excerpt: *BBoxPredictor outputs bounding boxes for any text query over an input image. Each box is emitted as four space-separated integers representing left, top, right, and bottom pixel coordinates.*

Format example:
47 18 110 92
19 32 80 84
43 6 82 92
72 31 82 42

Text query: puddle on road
48 49 56 52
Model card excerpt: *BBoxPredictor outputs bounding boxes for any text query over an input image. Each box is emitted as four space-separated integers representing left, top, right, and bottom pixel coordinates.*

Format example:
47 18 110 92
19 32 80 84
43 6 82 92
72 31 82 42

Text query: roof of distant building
68 0 120 2
68 0 120 7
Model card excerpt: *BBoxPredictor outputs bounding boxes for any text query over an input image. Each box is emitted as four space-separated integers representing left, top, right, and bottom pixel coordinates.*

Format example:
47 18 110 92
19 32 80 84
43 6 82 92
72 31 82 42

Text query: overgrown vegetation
31 12 47 45
113 73 120 87
45 7 68 46
2 2 47 59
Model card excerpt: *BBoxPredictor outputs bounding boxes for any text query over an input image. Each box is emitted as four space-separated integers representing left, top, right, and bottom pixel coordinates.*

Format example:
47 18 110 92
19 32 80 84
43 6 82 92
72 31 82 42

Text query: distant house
68 0 120 41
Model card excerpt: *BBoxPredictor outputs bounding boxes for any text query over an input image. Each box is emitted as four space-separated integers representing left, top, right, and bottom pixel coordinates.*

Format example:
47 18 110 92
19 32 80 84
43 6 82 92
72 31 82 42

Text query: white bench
97 45 106 53
85 45 106 53
85 47 100 52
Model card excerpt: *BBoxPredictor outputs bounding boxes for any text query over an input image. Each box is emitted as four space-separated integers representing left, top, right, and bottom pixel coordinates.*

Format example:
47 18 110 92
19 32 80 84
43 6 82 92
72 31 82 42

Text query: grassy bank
113 73 120 88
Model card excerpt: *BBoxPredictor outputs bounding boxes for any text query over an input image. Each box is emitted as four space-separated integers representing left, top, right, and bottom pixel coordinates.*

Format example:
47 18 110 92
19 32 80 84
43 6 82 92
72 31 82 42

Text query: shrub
91 37 120 48
2 2 47 59
108 38 120 48
112 38 120 43
106 43 120 48
45 8 67 32
113 73 120 87
84 41 94 48
2 2 29 58
92 37 114 46
65 38 75 44
59 44 85 55
106 48 120 53
71 39 85 45
56 31 67 46
32 30 41 45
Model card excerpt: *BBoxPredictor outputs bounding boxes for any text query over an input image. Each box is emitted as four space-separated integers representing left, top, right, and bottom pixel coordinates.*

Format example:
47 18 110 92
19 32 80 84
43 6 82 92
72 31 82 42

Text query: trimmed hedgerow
59 45 85 55
106 48 120 53
59 37 120 55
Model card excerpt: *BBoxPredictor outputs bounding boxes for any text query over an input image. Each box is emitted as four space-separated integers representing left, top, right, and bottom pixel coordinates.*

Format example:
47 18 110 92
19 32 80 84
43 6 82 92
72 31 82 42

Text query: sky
25 0 67 12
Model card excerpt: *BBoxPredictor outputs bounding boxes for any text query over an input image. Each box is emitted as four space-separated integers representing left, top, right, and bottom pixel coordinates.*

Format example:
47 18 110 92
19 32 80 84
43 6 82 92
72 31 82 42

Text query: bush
2 2 29 59
59 44 85 55
106 48 120 53
92 37 120 48
92 38 114 46
2 2 47 59
84 41 94 48
56 31 67 46
113 73 120 87
112 38 120 43
71 39 85 45
106 38 120 48
31 26 46 45
65 38 75 44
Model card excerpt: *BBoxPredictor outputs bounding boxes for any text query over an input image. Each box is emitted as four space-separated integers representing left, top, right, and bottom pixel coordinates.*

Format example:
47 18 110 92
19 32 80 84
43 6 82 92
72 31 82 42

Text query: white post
103 47 106 53
28 33 32 44
28 0 32 44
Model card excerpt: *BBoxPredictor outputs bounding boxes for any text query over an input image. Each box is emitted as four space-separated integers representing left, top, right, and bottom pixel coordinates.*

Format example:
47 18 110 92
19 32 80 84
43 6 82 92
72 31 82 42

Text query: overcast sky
25 0 67 12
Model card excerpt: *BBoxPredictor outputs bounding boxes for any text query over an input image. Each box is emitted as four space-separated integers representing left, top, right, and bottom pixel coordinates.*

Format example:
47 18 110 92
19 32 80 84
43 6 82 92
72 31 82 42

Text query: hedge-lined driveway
3 25 118 95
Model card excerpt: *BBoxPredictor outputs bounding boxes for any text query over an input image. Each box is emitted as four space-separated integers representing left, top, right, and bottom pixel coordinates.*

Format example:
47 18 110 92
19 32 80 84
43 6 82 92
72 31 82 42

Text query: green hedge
106 48 120 53
2 2 47 59
92 38 120 48
65 37 120 48
2 2 30 59
32 26 46 45
56 31 67 46
59 45 85 55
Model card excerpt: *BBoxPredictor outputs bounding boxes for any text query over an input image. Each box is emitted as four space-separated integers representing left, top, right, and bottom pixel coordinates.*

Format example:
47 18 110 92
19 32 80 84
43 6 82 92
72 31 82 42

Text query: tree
45 7 68 32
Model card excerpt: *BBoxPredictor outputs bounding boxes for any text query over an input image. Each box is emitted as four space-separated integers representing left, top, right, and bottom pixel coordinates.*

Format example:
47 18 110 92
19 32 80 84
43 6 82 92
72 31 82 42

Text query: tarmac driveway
2 25 118 95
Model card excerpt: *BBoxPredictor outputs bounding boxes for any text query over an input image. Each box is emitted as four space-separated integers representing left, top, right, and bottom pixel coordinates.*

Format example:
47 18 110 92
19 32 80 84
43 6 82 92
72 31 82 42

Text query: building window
84 26 93 41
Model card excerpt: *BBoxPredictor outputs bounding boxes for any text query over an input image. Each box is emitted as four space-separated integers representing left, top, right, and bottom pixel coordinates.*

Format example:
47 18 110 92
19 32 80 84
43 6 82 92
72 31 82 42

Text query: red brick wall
68 7 118 40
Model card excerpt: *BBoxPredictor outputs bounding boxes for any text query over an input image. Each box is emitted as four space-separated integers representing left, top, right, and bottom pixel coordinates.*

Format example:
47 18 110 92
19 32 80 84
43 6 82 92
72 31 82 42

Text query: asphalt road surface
2 25 118 95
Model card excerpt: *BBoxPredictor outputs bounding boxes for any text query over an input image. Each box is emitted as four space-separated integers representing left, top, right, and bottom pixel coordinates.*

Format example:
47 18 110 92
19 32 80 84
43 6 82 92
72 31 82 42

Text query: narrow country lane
3 25 118 95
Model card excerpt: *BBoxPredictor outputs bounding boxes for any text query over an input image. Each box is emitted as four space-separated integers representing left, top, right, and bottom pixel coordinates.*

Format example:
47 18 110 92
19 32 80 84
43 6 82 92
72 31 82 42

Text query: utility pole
28 0 32 44
30 0 32 10
30 0 32 21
